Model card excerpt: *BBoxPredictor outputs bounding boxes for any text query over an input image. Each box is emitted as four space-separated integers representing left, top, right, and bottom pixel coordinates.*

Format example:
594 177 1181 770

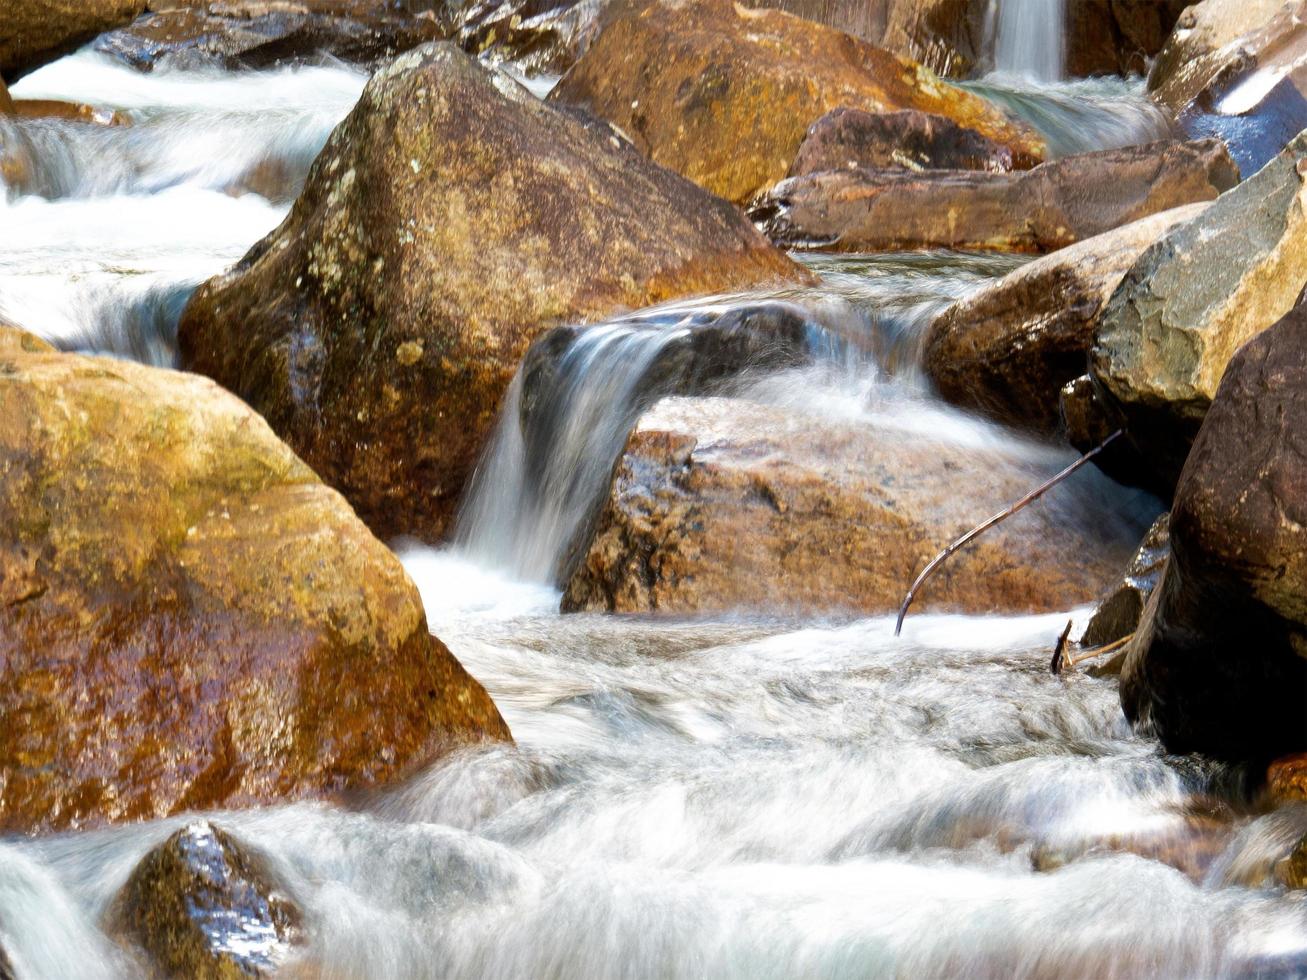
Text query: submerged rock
563 395 1140 616
111 821 301 979
1149 0 1307 174
1080 513 1170 649
1120 301 1307 761
788 107 1015 177
754 138 1238 253
548 0 1044 204
95 0 449 72
179 43 808 543
0 0 146 81
9 99 130 126
923 203 1209 435
1089 132 1307 493
0 336 509 834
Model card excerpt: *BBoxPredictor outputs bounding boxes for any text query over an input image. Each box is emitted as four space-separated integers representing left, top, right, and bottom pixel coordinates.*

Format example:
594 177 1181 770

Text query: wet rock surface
111 821 302 979
755 138 1236 253
1081 513 1170 649
788 107 1016 177
548 0 1044 204
179 42 808 543
0 0 147 81
923 204 1208 435
1148 0 1307 175
0 335 509 834
1090 132 1307 494
1121 301 1307 761
95 0 451 72
563 395 1142 616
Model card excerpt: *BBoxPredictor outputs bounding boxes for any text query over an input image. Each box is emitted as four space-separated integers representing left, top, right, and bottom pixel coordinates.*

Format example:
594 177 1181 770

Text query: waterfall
993 0 1065 82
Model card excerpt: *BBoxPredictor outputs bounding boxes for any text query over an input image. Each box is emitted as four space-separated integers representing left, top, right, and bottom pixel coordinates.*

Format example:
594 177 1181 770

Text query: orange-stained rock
754 138 1238 253
549 0 1044 203
0 0 146 80
1268 754 1307 804
178 43 810 543
563 396 1142 616
923 203 1210 435
0 336 509 835
11 99 130 126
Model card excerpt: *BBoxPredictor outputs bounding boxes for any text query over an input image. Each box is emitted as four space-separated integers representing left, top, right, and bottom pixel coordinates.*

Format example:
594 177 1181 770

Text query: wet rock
1149 0 1307 175
0 945 12 980
548 0 1044 204
1120 300 1307 761
1089 132 1307 494
754 138 1238 253
788 107 1016 177
95 0 450 72
179 43 808 543
923 203 1209 434
111 821 301 978
10 99 131 126
0 0 147 81
1064 0 1191 78
563 395 1140 616
0 79 13 115
1268 754 1307 805
0 340 509 834
453 0 608 76
1080 513 1169 649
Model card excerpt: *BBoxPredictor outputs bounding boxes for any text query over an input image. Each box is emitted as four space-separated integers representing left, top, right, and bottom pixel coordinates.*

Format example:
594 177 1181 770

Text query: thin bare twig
894 429 1124 637
1066 632 1134 668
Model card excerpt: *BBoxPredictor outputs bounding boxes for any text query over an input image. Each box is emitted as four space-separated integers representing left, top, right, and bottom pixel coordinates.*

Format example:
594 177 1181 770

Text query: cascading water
992 0 1066 83
6 28 1307 980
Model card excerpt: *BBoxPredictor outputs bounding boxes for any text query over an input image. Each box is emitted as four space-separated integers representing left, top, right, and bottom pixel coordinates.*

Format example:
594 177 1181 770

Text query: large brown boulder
563 395 1142 616
0 335 509 835
923 203 1210 435
788 107 1016 177
0 0 147 81
1063 0 1191 78
548 0 1044 204
110 821 303 979
95 0 450 72
178 43 808 543
1120 300 1307 761
1088 131 1307 493
1149 0 1307 175
754 138 1238 253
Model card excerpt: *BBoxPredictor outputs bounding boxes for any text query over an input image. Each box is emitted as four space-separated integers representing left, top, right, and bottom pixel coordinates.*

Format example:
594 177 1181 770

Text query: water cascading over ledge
991 0 1065 82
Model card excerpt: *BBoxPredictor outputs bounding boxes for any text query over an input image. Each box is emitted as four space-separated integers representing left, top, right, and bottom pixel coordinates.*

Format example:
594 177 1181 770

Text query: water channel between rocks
3 45 1304 980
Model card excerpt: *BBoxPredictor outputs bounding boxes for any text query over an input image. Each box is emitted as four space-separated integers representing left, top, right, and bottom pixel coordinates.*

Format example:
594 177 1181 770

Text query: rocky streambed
4 0 1307 977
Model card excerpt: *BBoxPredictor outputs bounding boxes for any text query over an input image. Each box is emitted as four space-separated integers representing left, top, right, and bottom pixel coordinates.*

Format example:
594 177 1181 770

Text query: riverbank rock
1080 513 1169 649
95 0 449 71
755 138 1236 253
179 43 808 543
110 821 302 978
1120 301 1307 761
0 338 509 835
453 0 608 76
562 395 1143 616
1064 0 1191 78
548 0 1044 204
788 107 1015 177
1089 132 1307 493
1149 0 1307 175
923 203 1209 434
0 0 147 81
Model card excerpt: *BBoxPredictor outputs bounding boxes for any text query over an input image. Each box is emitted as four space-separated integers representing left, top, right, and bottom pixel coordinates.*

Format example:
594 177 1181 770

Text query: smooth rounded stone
94 1 450 72
0 0 146 81
1090 132 1307 494
1268 754 1307 805
788 107 1016 177
923 203 1211 435
562 395 1141 616
110 821 302 978
0 338 509 835
753 138 1239 253
548 0 1044 204
1150 0 1307 176
1080 512 1169 649
1120 301 1307 761
179 43 809 544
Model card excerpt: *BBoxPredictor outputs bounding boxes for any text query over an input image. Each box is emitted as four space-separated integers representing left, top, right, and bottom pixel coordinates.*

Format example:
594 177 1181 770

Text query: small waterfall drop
992 0 1065 82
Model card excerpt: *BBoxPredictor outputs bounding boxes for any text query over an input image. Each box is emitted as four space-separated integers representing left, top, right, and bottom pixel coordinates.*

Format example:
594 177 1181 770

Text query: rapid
3 15 1305 980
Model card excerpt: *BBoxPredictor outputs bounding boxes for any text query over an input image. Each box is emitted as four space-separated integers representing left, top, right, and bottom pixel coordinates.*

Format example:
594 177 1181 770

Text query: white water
4 40 1307 980
992 0 1065 82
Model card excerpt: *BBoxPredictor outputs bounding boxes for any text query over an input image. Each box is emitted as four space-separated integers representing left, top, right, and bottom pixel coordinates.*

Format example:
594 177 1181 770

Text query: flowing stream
3 31 1306 980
